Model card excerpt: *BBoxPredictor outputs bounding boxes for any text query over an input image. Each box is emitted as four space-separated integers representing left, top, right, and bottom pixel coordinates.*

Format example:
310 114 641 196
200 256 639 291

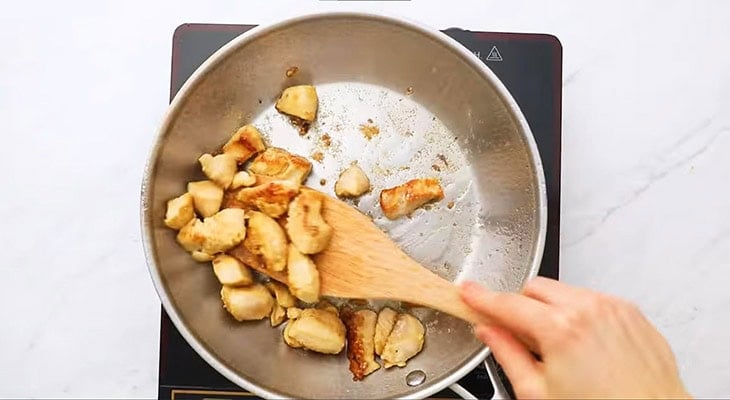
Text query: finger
617 299 679 368
522 276 595 307
460 281 553 350
475 325 542 392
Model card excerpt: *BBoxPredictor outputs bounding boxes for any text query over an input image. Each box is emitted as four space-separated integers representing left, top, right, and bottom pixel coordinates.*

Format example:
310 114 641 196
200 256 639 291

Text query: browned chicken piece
374 307 398 356
270 304 287 327
286 307 303 319
230 171 256 189
334 165 370 198
176 208 246 255
381 313 425 368
176 218 207 252
283 308 346 354
342 309 381 380
275 85 318 133
198 153 237 188
282 323 300 348
188 180 224 218
233 180 300 218
199 208 247 255
316 301 339 316
248 148 289 176
243 211 287 272
286 245 320 303
286 191 333 254
265 281 297 308
379 178 444 220
276 85 318 121
221 284 274 321
222 125 266 164
280 155 312 184
248 148 312 184
165 192 195 230
212 254 254 286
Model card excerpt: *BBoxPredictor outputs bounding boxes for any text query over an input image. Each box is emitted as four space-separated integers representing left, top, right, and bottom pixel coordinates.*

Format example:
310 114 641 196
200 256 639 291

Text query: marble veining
566 120 728 247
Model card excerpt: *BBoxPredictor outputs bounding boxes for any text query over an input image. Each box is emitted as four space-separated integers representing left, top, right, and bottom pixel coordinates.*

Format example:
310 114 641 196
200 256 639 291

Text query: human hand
460 277 690 399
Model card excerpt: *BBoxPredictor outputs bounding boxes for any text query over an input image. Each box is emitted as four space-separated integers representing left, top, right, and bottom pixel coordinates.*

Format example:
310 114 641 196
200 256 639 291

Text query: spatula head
228 188 482 324
230 188 422 298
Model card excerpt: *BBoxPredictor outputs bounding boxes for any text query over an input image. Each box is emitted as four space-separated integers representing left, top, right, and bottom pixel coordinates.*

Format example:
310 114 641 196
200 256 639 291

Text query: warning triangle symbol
486 46 503 61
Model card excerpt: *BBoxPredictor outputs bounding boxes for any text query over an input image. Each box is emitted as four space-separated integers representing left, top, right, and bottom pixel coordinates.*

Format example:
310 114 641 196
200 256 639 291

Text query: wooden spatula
229 187 482 324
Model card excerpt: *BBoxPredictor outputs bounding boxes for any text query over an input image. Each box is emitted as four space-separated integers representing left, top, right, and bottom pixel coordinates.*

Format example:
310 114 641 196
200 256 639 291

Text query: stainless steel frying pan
142 12 546 399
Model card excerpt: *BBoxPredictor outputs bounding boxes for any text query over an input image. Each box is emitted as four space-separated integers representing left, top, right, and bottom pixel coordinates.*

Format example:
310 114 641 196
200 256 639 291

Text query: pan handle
448 383 478 399
483 353 513 400
447 353 512 400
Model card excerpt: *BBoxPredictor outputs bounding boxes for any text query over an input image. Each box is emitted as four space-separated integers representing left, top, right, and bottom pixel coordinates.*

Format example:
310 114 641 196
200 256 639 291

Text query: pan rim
141 10 547 399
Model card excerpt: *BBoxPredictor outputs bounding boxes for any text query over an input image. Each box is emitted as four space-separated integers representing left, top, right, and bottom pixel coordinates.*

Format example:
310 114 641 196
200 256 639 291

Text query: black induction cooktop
158 23 562 400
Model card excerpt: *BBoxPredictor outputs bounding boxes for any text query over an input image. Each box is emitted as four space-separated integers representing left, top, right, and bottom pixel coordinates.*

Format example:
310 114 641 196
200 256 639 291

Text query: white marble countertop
1 0 728 398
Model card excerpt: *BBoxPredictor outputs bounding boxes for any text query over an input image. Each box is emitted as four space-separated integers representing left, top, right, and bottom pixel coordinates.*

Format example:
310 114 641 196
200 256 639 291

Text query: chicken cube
164 192 195 229
381 313 425 368
275 85 318 134
283 319 301 348
248 147 289 176
243 211 287 272
248 148 312 184
188 180 224 218
234 180 300 218
230 171 256 189
283 308 346 355
316 301 339 316
335 165 371 198
199 208 247 255
278 155 312 184
374 307 398 356
379 178 444 220
198 153 237 189
286 245 320 303
222 125 266 164
176 218 207 252
342 309 381 380
287 307 303 319
221 284 274 321
270 304 287 327
266 281 297 308
212 254 254 286
286 191 333 254
178 209 246 255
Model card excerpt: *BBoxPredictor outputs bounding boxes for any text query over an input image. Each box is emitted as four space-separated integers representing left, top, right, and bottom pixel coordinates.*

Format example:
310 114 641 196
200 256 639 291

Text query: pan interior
253 82 482 284
145 14 543 399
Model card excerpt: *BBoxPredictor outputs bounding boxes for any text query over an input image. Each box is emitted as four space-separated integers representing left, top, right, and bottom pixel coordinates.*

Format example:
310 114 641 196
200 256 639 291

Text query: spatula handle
429 283 485 324
401 271 488 325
